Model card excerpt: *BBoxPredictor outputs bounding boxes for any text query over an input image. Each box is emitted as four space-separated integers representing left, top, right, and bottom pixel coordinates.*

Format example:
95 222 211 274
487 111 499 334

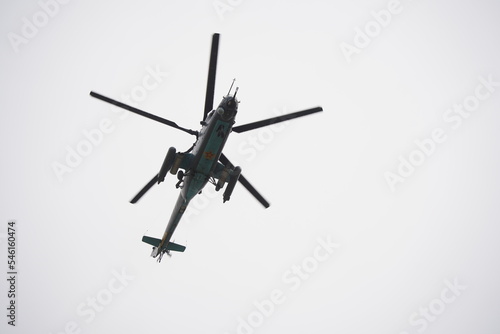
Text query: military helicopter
90 33 322 262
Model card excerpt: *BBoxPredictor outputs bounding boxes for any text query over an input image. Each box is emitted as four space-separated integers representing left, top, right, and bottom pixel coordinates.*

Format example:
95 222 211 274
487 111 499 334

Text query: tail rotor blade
232 106 323 133
203 33 220 121
90 91 197 136
130 174 159 204
219 153 270 208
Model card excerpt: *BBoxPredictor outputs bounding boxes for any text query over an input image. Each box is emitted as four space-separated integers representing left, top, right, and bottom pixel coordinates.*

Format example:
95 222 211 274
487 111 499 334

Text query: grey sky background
1 0 500 333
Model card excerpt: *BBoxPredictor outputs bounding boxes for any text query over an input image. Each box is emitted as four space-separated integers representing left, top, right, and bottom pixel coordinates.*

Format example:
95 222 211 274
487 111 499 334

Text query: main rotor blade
203 33 220 121
232 107 323 133
219 153 270 208
238 174 270 209
90 91 197 136
130 174 159 204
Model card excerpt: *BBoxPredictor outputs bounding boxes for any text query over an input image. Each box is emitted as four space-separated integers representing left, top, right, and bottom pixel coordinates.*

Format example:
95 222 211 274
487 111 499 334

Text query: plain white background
1 0 500 333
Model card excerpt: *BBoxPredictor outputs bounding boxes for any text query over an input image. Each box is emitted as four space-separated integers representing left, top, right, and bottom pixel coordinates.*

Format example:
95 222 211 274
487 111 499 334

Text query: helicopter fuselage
89 33 322 262
155 95 238 255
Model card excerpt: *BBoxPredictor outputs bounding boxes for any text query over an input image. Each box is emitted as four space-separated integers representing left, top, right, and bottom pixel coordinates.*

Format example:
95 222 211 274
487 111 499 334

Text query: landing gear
175 170 185 189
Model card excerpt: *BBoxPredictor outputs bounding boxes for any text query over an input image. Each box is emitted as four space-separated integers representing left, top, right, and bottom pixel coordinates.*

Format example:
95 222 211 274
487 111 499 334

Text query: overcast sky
1 0 500 333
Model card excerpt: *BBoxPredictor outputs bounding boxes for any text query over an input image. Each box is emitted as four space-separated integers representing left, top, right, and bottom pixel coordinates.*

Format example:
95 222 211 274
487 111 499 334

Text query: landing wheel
176 170 185 189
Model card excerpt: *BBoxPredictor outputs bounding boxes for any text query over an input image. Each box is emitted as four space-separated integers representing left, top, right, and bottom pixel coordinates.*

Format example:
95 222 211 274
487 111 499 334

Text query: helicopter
89 33 323 262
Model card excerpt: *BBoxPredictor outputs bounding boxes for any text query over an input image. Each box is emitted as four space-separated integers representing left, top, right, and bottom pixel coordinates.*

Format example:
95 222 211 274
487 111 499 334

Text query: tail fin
142 235 186 253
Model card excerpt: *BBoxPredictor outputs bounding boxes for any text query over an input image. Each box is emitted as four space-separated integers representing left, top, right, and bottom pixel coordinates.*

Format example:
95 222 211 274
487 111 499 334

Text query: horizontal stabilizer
142 235 161 247
166 241 186 252
142 236 186 252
